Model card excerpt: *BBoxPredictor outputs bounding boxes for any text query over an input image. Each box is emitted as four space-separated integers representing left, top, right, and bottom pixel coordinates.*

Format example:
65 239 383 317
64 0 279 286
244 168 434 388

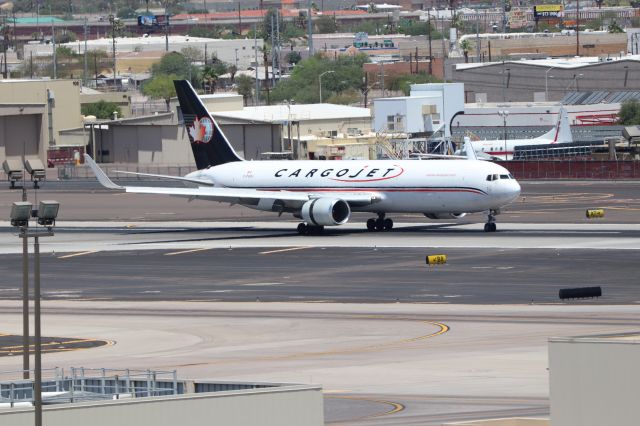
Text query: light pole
498 110 509 161
10 200 60 426
574 73 583 92
545 66 555 101
234 48 239 69
319 70 334 103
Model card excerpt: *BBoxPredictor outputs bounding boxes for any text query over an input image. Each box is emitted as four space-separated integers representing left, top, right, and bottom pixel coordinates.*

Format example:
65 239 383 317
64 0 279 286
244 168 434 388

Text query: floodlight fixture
36 200 60 227
10 202 32 227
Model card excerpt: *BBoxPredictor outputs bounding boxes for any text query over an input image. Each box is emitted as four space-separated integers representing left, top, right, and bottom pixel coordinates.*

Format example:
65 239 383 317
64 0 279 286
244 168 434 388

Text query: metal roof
562 91 640 105
214 104 371 123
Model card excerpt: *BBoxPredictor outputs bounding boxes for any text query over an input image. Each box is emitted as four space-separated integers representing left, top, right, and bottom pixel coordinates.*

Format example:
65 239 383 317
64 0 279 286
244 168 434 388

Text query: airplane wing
84 155 380 207
113 170 215 186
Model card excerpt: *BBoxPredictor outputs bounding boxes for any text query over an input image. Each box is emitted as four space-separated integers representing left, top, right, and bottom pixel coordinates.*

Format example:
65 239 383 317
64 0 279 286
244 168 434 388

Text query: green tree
286 51 302 65
459 39 473 63
316 14 337 34
271 54 368 104
152 52 191 79
388 73 443 96
142 74 177 110
81 100 122 120
608 21 624 33
235 74 253 105
619 99 640 125
201 66 219 94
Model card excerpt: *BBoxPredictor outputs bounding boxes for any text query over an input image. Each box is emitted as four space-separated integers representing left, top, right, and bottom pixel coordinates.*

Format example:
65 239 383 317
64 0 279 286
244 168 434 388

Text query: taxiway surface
0 179 638 425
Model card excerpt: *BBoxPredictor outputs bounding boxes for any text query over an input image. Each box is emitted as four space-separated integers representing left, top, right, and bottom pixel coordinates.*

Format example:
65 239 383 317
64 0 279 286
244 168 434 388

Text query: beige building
214 103 372 159
0 79 83 166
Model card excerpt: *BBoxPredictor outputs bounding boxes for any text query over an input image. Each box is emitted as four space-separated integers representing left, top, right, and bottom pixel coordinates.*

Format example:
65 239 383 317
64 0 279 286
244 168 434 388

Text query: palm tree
460 39 473 63
201 66 219 94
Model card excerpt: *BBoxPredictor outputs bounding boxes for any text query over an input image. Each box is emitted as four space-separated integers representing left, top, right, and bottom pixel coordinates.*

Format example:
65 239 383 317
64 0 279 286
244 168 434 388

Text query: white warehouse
373 83 465 137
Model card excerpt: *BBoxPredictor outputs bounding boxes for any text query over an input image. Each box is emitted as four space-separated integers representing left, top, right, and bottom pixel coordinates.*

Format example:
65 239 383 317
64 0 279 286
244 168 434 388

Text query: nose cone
500 179 521 205
509 179 521 203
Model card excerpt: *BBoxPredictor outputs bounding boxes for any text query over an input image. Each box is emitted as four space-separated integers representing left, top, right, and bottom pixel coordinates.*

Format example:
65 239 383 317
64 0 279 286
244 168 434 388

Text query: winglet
463 137 478 161
83 154 124 190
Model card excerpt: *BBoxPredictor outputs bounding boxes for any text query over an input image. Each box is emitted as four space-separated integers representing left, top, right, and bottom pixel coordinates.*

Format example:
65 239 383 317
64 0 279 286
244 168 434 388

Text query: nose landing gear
366 213 393 232
484 210 498 232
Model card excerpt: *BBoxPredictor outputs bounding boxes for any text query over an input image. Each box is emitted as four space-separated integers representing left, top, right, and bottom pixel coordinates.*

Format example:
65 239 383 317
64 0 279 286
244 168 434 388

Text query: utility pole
51 20 57 79
83 18 88 85
2 15 8 79
109 15 117 79
237 4 242 36
164 1 169 52
307 0 313 55
428 13 432 75
271 14 276 87
254 22 259 105
576 0 580 56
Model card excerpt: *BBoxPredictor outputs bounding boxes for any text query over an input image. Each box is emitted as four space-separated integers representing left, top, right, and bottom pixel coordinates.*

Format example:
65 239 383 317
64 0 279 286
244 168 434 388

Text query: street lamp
498 110 509 161
10 200 59 426
319 70 335 103
545 66 555 101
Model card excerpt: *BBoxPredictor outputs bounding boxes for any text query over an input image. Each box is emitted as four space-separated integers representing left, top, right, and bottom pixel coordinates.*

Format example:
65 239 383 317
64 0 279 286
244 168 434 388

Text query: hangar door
0 114 42 162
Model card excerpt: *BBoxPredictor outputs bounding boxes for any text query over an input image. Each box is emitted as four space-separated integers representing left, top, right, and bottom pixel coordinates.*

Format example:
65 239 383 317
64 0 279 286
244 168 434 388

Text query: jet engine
424 213 467 220
301 198 351 226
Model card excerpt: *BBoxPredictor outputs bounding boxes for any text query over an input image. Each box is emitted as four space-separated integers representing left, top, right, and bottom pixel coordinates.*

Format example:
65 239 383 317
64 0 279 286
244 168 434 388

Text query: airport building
453 55 640 103
372 83 464 138
0 79 83 168
0 369 322 426
23 36 263 73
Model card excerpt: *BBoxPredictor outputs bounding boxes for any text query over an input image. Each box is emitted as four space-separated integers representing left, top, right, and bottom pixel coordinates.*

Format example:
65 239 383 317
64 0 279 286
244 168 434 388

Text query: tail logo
188 117 214 144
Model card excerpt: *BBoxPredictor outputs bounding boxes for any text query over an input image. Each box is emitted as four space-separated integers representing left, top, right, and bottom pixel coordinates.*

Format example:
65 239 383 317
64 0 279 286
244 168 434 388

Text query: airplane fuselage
188 159 521 214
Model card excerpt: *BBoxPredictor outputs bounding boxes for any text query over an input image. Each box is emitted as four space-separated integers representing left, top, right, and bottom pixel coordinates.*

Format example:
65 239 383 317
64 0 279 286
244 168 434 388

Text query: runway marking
326 395 405 420
165 247 214 256
57 250 98 259
0 338 114 355
259 246 312 255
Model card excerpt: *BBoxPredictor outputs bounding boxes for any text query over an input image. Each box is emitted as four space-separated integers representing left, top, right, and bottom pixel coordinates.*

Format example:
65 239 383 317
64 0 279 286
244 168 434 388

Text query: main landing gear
366 213 393 232
297 223 324 235
484 210 498 232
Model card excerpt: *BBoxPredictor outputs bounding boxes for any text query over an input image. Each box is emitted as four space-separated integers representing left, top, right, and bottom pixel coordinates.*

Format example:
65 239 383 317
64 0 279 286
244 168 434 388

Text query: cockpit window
508 174 514 179
493 174 499 181
500 174 509 179
486 175 492 181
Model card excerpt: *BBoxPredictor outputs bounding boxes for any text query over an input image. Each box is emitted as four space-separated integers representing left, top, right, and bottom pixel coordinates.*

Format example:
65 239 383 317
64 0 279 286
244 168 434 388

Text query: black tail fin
174 80 243 170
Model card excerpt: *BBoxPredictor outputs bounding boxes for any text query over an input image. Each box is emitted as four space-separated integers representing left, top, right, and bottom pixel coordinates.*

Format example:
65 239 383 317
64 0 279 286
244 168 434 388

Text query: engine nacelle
424 213 467 220
301 198 351 226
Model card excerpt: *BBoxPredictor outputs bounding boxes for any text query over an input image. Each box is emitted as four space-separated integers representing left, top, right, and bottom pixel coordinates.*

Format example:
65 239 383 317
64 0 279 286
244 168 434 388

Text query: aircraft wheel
490 223 497 232
374 219 385 232
308 225 324 235
366 218 376 231
383 218 393 231
297 223 308 235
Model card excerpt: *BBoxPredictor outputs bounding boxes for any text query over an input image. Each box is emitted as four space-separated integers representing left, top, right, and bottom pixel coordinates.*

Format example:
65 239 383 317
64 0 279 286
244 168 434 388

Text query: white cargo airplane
84 80 520 233
468 107 573 161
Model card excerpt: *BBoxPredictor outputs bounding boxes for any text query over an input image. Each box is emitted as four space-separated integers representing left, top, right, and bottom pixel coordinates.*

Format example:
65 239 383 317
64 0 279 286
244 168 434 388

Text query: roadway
0 179 639 424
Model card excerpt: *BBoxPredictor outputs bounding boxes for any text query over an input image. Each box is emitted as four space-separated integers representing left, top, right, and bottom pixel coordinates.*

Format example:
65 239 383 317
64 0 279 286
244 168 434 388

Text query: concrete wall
549 336 640 426
0 385 323 426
